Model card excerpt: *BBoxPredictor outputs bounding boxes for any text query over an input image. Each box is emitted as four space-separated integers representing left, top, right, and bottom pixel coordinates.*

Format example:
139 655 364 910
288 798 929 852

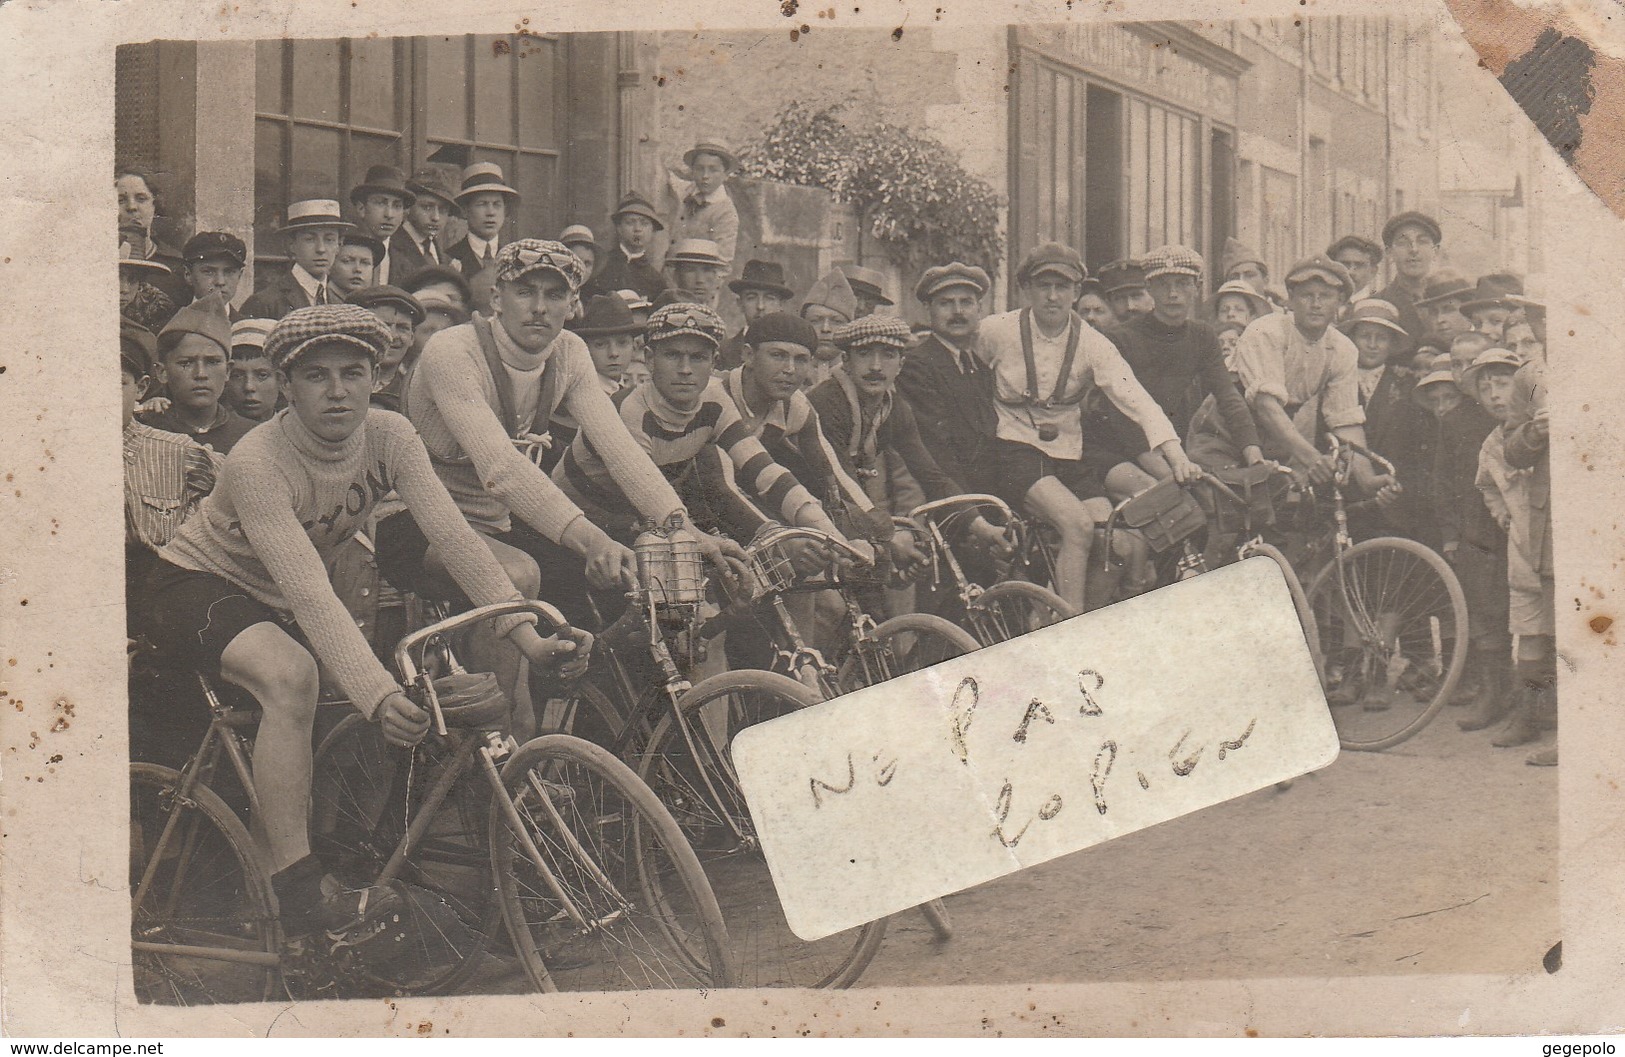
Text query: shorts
1507 544 1556 638
987 437 1114 508
140 561 298 677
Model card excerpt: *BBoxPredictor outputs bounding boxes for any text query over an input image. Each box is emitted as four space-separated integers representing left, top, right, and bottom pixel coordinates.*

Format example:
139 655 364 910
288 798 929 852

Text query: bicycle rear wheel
837 612 983 693
130 763 280 1005
965 580 1077 646
309 716 498 995
639 669 887 988
1306 536 1469 751
491 733 735 991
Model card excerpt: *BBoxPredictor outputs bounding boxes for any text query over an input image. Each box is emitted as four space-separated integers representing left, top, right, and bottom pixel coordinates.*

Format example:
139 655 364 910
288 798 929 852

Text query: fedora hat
1414 268 1474 307
349 164 417 207
840 264 894 307
1459 273 1525 317
406 167 461 213
683 140 738 173
279 199 354 235
728 259 795 300
456 162 520 203
568 294 643 338
611 192 664 232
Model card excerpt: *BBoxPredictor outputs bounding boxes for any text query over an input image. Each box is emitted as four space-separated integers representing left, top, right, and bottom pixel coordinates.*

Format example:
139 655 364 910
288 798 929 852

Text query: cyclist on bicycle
142 304 587 947
976 242 1197 612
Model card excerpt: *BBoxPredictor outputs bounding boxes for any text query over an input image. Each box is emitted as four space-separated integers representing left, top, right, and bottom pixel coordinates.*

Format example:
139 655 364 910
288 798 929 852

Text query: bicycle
905 494 1078 645
131 599 734 1004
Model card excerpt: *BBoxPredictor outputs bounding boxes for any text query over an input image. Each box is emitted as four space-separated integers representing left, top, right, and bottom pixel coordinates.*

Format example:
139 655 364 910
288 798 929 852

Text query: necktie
315 284 328 305
482 243 495 267
428 240 439 265
683 195 702 220
961 350 978 375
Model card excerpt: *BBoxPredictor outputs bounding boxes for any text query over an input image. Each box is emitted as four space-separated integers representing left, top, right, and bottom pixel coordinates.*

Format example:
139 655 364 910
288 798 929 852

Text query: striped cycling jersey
718 365 874 517
554 377 839 539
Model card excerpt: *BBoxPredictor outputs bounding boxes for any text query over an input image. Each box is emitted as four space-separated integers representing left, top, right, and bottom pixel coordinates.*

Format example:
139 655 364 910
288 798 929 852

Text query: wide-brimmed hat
1460 348 1523 390
613 288 653 312
1284 254 1355 300
1207 279 1272 319
568 294 642 338
834 314 913 352
1327 234 1383 264
1140 244 1205 282
610 192 664 232
349 164 417 207
645 302 727 349
915 261 991 302
1381 211 1443 248
279 199 355 235
456 162 520 203
1414 268 1474 307
1459 273 1525 317
157 292 233 358
744 311 818 352
406 167 461 213
558 224 597 250
1017 242 1086 285
728 259 795 300
121 319 157 376
492 239 589 292
1340 298 1412 344
800 269 857 323
683 140 738 173
264 303 390 371
349 284 427 326
118 224 174 276
230 318 278 355
1413 368 1459 393
1096 259 1147 295
840 264 894 307
182 231 247 268
666 239 728 269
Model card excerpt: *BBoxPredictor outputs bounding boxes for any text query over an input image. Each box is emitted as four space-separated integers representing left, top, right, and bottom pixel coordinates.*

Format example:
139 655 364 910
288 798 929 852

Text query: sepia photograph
107 10 1565 1012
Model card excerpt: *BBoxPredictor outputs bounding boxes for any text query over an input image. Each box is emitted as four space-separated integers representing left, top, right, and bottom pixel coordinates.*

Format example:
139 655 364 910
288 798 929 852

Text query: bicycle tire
965 580 1077 646
1240 542 1325 683
491 733 735 991
639 669 887 988
837 612 983 694
130 762 281 1005
309 715 499 995
1306 536 1469 751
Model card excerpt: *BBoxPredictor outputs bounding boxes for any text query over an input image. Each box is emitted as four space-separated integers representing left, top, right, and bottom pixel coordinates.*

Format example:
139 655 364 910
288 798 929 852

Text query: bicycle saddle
426 671 511 731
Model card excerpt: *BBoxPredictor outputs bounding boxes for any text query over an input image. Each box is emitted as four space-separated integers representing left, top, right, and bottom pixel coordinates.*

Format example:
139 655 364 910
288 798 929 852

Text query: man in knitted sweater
145 304 588 946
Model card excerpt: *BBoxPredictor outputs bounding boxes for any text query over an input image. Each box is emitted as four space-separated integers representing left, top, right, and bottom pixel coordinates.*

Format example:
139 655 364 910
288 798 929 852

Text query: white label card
732 556 1339 940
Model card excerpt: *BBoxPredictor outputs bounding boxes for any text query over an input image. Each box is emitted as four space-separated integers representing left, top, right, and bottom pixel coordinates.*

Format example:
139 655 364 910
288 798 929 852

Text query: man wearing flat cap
1096 259 1155 325
975 242 1193 613
669 140 740 265
392 167 460 281
1377 210 1444 346
584 192 667 302
348 285 426 410
896 261 1000 496
1228 253 1394 498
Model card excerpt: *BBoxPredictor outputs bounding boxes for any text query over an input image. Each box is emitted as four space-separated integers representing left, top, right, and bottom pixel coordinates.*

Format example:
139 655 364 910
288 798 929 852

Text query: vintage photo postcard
1 0 1622 1038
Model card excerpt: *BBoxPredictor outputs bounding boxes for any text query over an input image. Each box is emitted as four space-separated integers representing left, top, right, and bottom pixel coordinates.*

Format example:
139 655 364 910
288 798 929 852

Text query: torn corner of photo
732 555 1338 942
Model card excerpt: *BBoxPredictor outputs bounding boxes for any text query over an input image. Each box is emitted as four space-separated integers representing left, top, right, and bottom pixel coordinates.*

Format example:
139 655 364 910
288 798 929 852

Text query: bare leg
221 622 320 873
1025 477 1111 613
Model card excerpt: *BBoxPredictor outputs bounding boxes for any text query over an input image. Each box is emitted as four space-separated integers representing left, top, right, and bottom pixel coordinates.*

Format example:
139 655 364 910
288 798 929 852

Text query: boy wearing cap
181 232 247 320
242 200 353 319
665 238 729 310
143 303 586 947
720 259 795 370
226 318 280 423
800 268 858 391
120 224 181 332
1207 279 1271 330
392 167 459 279
1376 211 1443 345
138 294 258 455
583 192 667 303
1414 269 1475 349
1231 255 1395 497
1328 234 1383 307
446 162 519 278
977 242 1195 612
349 164 415 285
326 233 383 304
397 239 741 629
558 224 598 278
349 285 425 410
670 141 739 265
897 262 1000 496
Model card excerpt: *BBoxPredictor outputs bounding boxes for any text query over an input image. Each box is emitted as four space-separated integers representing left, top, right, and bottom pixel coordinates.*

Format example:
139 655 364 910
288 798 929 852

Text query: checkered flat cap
493 238 589 292
645 302 727 349
264 304 390 372
1140 244 1205 281
834 314 913 351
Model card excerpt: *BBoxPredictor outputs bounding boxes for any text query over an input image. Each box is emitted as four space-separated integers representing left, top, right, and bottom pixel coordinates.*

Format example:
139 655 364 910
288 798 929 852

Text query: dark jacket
446 235 498 279
582 245 667 302
1376 281 1429 353
894 332 999 496
389 226 444 286
1432 397 1503 551
807 379 963 506
240 270 316 321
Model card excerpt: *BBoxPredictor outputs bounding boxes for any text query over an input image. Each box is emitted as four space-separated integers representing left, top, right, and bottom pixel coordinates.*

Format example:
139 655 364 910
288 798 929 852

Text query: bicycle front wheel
837 612 983 693
1306 536 1469 751
492 733 735 991
310 716 498 995
965 580 1077 646
639 669 887 988
130 763 280 1005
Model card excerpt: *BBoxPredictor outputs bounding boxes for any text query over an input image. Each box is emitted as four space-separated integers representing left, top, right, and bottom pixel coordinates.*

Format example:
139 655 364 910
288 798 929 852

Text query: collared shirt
936 333 980 376
376 248 392 286
290 263 325 305
466 233 500 267
124 420 220 553
1232 311 1365 452
1357 365 1384 405
403 221 440 265
975 309 1178 461
137 403 259 456
670 181 739 264
620 244 647 264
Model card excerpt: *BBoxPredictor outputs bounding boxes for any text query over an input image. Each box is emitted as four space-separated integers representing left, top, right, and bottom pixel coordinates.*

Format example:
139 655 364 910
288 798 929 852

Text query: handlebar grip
394 599 568 684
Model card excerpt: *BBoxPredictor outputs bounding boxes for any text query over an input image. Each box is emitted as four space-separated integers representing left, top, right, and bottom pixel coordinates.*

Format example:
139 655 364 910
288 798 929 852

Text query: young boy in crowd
242 200 351 319
799 268 858 391
719 259 796 369
664 239 729 309
138 294 257 455
181 232 247 320
584 192 666 302
671 140 740 265
327 233 383 303
226 318 279 423
348 285 425 411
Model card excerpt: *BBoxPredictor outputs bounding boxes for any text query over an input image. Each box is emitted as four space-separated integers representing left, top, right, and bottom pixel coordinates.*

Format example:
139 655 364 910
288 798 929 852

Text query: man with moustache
896 262 1000 496
1096 259 1155 326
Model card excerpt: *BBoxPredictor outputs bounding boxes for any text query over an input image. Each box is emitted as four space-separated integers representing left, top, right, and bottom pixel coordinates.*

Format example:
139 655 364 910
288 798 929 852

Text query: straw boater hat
456 161 520 203
349 164 417 207
119 223 174 276
278 199 354 235
558 224 597 251
728 259 796 301
1340 298 1412 342
230 318 278 355
683 140 738 173
666 238 729 269
840 264 895 307
1460 348 1523 391
1207 279 1272 319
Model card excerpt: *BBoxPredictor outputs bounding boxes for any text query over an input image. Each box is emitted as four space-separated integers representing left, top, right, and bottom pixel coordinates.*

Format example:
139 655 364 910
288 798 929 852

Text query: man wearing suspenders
975 242 1197 612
